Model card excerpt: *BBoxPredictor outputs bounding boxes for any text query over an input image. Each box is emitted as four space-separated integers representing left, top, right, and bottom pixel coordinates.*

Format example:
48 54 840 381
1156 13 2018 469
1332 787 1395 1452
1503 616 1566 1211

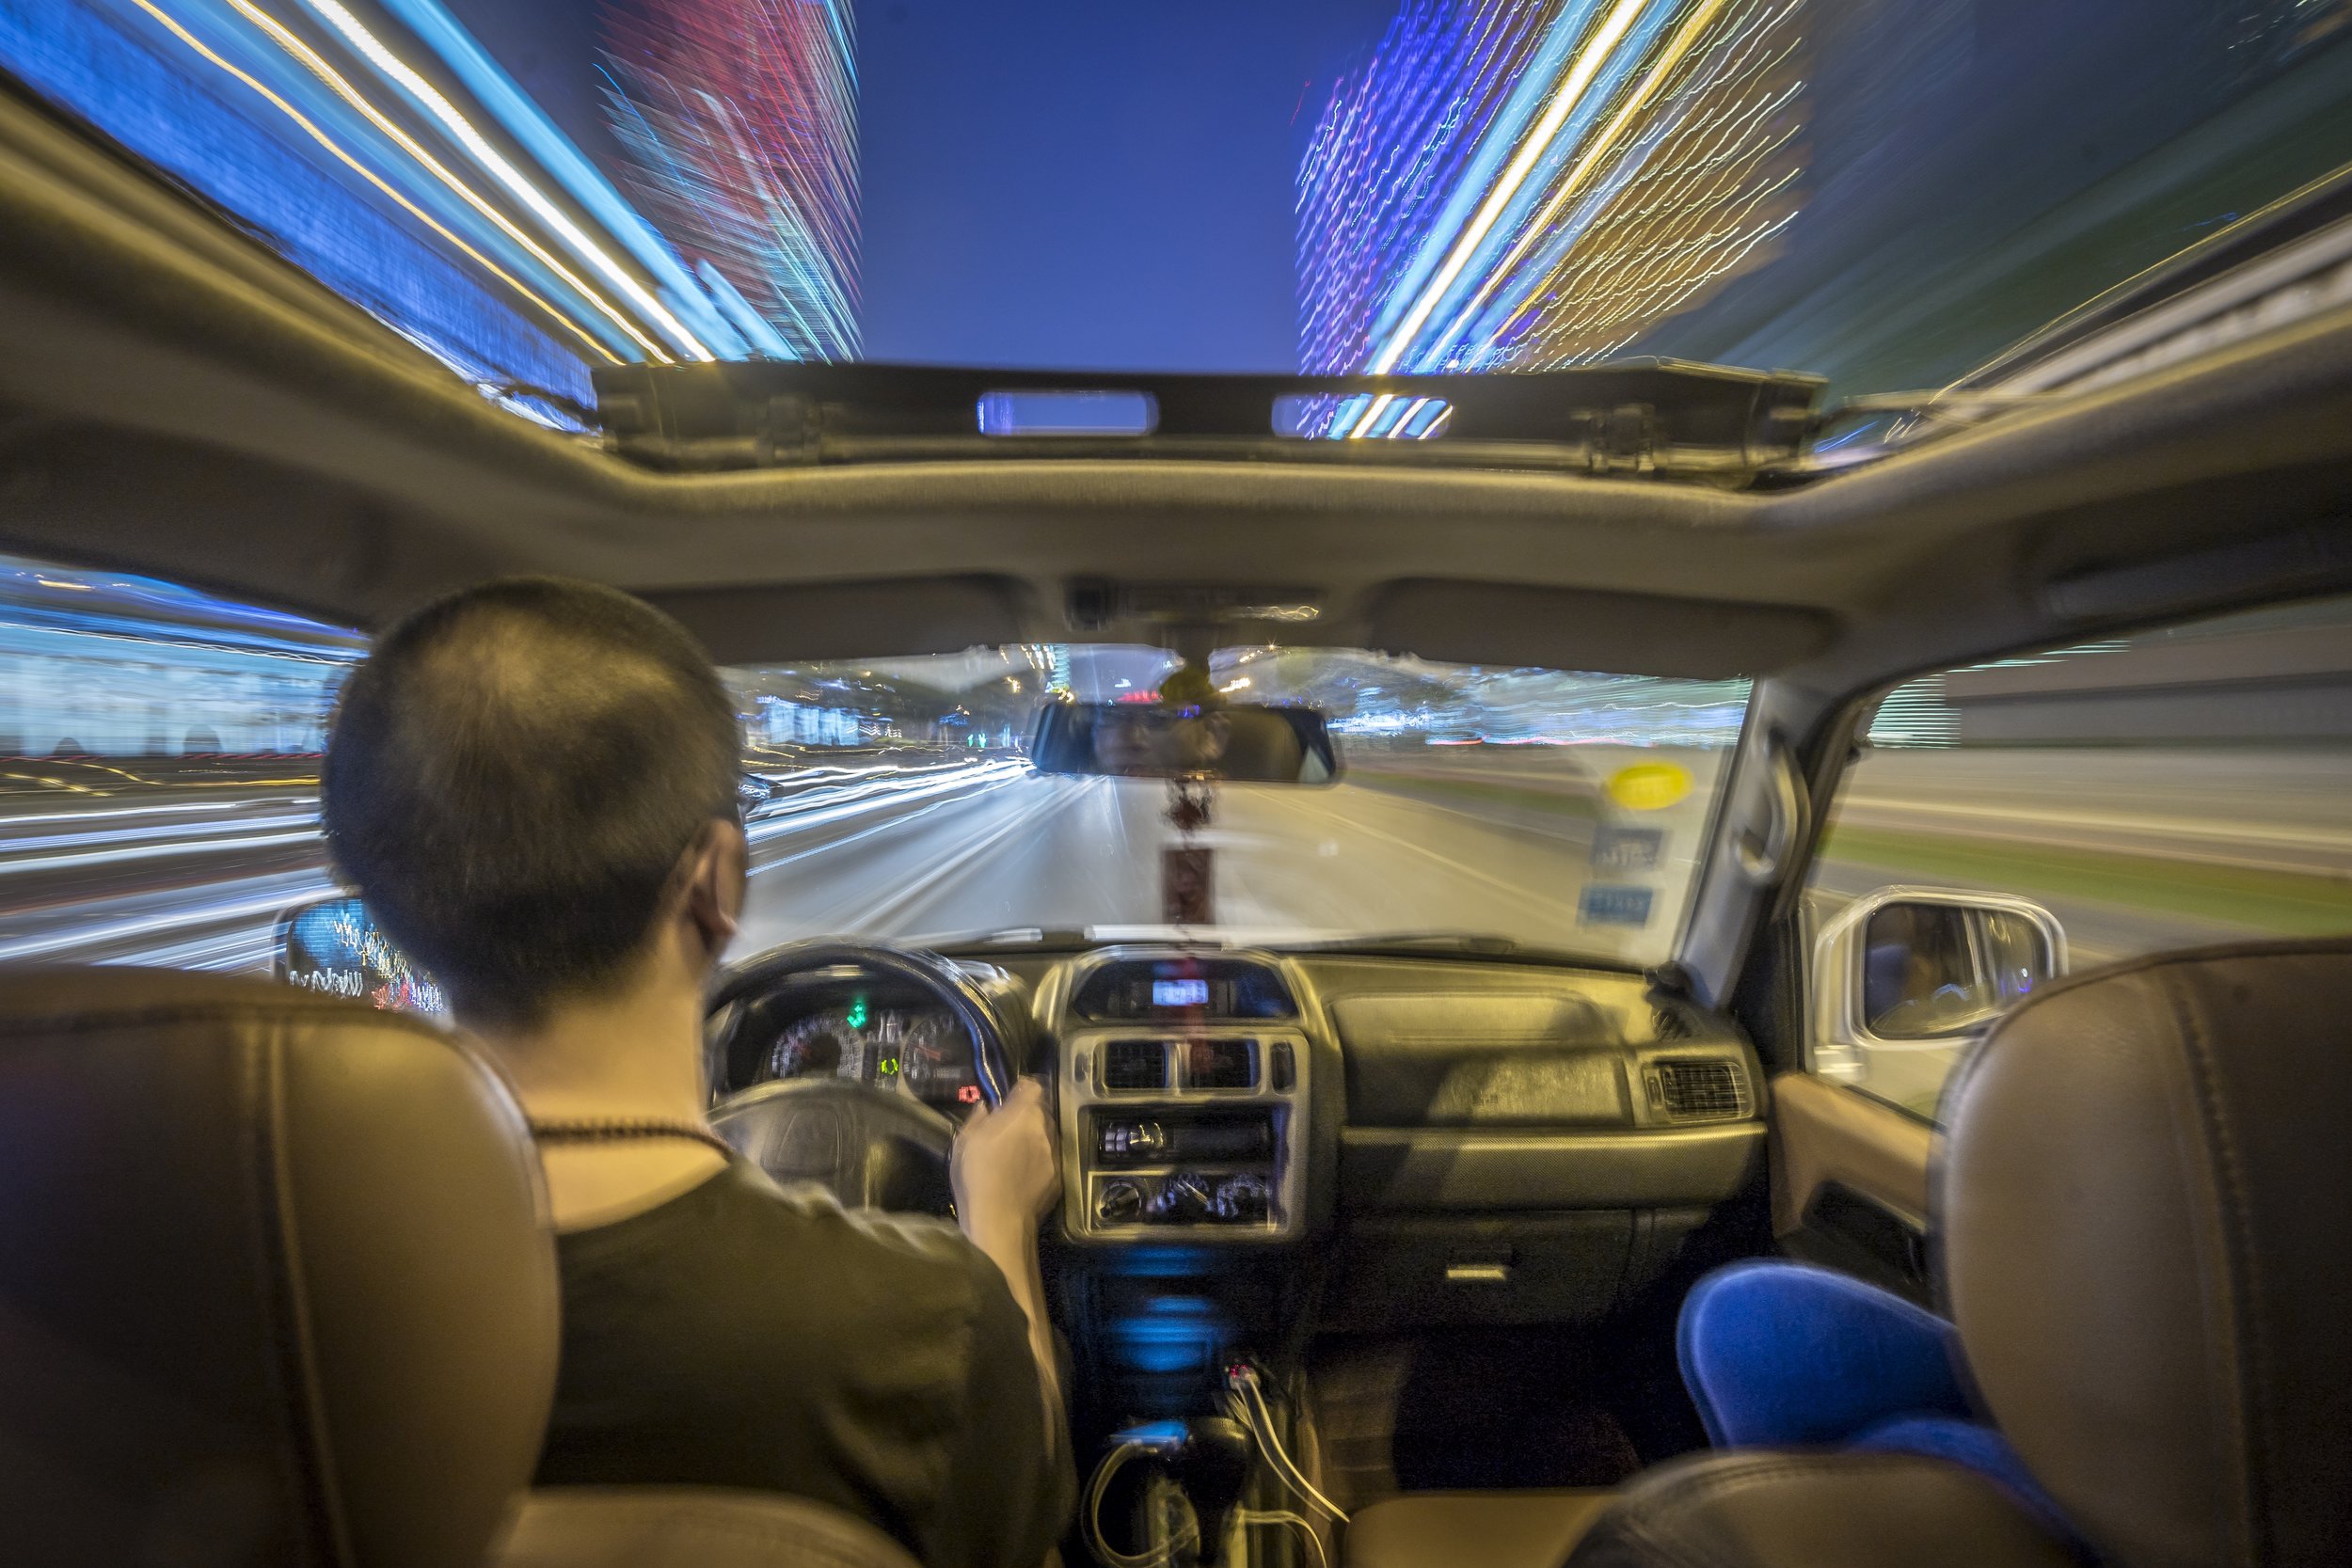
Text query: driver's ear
679 818 748 968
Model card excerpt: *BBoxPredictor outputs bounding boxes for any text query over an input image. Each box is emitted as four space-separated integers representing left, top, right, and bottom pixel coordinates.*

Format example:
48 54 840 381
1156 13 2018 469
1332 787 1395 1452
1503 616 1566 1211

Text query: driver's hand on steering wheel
951 1079 1061 1231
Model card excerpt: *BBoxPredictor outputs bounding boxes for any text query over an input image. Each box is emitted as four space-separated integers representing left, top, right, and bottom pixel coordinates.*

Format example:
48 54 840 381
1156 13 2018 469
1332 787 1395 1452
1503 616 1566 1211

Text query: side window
1806 594 2352 1120
0 552 361 971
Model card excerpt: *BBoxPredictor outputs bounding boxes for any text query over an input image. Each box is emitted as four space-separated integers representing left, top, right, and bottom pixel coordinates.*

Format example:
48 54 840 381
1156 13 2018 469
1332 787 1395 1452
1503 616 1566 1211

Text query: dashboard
707 939 1771 1438
712 944 1769 1279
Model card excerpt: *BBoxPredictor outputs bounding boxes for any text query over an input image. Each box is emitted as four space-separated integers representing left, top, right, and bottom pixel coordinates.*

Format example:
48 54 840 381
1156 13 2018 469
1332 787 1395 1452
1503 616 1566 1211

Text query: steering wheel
703 940 1032 1215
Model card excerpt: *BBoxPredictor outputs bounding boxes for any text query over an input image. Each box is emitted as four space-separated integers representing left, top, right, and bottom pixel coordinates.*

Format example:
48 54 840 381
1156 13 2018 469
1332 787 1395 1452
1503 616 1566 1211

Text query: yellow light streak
121 0 620 364
219 0 659 361
1366 0 1657 374
296 0 715 361
1497 0 1805 364
1433 0 1740 359
1501 8 1799 348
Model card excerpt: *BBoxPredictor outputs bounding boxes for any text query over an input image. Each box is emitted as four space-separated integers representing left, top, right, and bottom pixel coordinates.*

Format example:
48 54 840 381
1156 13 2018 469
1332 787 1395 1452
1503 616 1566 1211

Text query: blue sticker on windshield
1591 825 1663 873
1579 885 1655 927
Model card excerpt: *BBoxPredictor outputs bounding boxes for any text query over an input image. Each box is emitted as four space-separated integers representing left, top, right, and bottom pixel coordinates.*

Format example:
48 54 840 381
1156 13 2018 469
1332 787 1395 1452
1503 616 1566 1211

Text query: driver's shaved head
324 578 741 1026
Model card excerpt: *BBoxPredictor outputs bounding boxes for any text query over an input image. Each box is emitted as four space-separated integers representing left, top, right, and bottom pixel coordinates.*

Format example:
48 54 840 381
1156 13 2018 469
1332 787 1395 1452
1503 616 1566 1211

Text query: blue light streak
1299 0 1809 412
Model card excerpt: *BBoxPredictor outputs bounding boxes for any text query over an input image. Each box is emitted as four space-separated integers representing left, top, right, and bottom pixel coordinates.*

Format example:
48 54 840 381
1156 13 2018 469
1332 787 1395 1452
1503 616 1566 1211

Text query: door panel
1769 1071 1933 1301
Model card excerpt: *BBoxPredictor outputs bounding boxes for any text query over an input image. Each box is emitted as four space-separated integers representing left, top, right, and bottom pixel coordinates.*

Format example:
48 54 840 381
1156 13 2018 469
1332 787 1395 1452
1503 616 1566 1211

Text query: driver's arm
950 1078 1066 1452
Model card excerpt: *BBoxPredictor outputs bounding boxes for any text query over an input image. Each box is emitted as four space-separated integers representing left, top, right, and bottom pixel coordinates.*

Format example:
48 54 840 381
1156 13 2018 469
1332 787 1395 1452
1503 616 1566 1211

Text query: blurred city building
0 0 817 427
1869 600 2352 749
600 0 860 361
1296 0 1808 435
0 554 360 758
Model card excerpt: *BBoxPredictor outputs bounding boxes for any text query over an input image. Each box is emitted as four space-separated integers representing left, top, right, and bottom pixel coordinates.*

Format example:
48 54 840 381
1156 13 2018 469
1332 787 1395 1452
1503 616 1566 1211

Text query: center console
1052 950 1311 1243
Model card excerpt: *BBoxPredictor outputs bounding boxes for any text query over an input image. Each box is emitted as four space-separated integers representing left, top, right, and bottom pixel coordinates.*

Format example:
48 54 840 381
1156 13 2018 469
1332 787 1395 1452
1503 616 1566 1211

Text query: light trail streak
599 0 861 361
217 0 657 362
4 809 317 856
295 0 717 361
119 0 612 361
0 796 313 827
377 0 753 358
1301 0 1805 396
1424 0 1740 364
0 828 321 878
1362 0 1656 377
746 760 1030 839
0 760 1029 969
0 879 337 964
1482 6 1803 358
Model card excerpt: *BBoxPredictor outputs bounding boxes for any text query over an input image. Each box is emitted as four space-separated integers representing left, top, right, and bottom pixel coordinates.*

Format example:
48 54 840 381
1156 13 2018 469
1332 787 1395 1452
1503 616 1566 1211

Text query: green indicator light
846 997 868 1030
879 1056 899 1076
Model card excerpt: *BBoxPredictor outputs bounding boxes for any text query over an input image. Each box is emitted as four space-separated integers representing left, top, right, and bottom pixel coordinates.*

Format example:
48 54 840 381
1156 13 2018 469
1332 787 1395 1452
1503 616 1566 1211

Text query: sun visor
1363 578 1834 678
642 576 1031 664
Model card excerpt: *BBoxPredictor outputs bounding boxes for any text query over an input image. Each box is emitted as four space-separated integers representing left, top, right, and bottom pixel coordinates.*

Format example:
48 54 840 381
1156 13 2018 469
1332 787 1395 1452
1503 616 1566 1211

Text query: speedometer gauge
896 1011 957 1093
768 1009 865 1082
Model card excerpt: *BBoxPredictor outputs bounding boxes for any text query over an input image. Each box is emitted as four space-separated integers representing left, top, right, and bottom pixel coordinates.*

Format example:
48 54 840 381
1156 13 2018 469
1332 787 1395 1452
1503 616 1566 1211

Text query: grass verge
1820 824 2352 935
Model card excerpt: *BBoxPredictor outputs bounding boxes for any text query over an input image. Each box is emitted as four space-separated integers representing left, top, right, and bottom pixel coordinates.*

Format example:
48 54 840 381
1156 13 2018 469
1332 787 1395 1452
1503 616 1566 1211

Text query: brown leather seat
1345 1490 1614 1568
1565 938 2352 1568
0 968 924 1568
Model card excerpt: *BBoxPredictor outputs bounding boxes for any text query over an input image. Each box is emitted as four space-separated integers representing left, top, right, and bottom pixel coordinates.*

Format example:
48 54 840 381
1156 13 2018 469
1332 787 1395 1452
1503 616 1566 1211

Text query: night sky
450 0 1398 372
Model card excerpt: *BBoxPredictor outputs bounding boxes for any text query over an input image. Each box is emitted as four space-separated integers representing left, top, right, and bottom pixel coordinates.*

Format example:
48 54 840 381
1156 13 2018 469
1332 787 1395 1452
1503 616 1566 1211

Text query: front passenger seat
1566 939 2352 1568
0 968 928 1568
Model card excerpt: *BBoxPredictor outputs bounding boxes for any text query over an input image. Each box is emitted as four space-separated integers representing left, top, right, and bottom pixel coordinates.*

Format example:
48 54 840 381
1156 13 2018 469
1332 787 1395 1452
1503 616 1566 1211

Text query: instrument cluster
758 999 982 1119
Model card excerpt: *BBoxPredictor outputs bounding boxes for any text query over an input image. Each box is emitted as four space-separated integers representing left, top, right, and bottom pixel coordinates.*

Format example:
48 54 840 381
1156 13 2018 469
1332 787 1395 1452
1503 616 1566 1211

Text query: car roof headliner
4 87 2352 704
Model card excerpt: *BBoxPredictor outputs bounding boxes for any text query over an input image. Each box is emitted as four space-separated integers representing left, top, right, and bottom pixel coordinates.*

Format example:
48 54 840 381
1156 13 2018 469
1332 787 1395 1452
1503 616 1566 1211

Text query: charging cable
1236 1510 1329 1568
1223 1364 1350 1523
1084 1441 1200 1568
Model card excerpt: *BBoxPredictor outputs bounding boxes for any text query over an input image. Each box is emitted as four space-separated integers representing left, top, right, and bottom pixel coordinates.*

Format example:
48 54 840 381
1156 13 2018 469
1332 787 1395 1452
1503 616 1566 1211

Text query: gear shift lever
1172 1416 1254 1564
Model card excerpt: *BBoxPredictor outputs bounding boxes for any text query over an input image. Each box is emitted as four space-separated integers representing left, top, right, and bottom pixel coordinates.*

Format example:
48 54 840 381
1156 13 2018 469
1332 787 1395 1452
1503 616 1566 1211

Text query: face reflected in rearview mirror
275 895 447 1017
1028 700 1339 784
1860 898 2059 1041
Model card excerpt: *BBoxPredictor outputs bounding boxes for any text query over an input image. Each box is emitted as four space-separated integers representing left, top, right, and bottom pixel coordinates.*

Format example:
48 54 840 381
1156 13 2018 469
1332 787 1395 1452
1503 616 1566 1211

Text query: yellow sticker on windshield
1607 762 1692 812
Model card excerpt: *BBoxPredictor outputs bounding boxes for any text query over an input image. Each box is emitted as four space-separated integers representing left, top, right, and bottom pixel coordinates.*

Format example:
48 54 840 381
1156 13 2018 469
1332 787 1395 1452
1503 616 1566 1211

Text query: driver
321 578 1072 1568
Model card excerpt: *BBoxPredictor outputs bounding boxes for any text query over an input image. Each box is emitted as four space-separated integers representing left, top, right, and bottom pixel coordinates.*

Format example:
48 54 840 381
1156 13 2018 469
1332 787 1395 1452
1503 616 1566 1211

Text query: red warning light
958 1085 982 1104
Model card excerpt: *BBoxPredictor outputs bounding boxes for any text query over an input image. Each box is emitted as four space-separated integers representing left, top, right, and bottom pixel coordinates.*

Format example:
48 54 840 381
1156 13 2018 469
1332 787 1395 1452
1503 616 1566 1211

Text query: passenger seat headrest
0 969 559 1568
1939 940 2352 1568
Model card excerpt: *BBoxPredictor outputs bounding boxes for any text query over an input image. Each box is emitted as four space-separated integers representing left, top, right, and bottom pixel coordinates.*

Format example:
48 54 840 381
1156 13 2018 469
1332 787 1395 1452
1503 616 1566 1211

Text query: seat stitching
234 1028 325 1565
2163 965 2271 1565
252 1022 358 1566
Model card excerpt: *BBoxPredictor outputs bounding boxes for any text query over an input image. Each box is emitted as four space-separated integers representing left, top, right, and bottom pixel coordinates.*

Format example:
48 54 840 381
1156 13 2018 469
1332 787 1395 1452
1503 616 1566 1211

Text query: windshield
5 0 2348 430
0 549 1746 970
724 646 1747 964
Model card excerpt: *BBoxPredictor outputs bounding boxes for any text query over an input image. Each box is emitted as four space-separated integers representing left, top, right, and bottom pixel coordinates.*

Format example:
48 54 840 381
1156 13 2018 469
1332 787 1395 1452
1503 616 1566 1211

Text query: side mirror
1811 885 2067 1094
275 895 447 1017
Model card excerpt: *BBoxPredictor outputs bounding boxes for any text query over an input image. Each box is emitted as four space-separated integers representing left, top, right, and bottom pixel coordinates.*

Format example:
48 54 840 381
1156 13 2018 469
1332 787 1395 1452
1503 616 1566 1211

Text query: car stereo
1056 951 1311 1243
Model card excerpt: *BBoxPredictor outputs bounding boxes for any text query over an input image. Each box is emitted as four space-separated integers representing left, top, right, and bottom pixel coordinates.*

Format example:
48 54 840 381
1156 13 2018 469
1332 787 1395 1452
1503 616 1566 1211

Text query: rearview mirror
275 895 446 1016
1811 886 2067 1085
1027 700 1340 784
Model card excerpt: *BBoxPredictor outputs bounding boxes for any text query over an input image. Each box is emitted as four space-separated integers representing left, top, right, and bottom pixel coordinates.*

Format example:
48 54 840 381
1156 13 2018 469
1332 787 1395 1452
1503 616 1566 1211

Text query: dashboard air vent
1651 1057 1751 1122
1103 1039 1170 1091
